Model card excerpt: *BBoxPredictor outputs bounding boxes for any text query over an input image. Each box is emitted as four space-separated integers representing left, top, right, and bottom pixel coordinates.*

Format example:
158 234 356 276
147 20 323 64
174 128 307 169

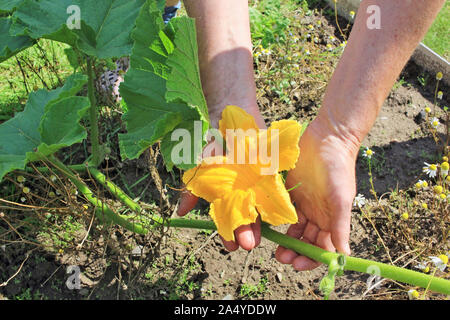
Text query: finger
302 221 319 244
235 224 256 251
291 236 321 271
220 235 239 252
251 216 262 248
177 190 198 216
316 230 336 253
330 206 352 255
292 255 321 271
275 221 306 264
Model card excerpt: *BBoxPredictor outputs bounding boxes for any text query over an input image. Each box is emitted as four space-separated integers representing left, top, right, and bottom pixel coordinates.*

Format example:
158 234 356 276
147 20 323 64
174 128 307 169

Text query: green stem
86 56 100 167
24 163 87 174
49 156 147 234
47 163 450 295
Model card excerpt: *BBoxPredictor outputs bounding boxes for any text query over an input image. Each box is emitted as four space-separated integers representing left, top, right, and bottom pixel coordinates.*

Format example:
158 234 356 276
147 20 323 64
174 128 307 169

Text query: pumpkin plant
0 0 448 298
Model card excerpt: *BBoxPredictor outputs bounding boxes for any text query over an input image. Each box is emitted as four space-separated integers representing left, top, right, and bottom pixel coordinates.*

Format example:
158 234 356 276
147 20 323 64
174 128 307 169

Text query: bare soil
1 2 449 301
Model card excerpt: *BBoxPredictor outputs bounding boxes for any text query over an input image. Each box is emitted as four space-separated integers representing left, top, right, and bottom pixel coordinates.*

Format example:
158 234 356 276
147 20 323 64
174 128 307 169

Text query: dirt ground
1 2 449 301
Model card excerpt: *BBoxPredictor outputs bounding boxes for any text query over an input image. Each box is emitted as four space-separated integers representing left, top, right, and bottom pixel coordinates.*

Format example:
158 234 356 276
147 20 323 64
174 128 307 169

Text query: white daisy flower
430 117 439 129
423 162 437 178
353 193 366 208
362 147 374 159
428 255 448 272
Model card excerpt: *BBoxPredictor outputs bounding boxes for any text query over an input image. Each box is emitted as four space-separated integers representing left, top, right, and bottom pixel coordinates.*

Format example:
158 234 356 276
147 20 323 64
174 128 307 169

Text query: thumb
177 189 198 216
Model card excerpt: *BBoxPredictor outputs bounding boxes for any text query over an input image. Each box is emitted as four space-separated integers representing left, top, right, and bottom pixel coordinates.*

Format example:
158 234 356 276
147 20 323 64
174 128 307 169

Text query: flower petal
209 189 259 241
219 105 258 137
259 120 302 173
252 174 298 226
182 156 259 202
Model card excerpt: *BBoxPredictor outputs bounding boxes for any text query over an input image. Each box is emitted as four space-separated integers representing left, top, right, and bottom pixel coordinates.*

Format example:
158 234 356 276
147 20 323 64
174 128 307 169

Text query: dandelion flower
353 193 366 208
430 117 439 129
407 289 420 300
437 91 443 100
440 161 449 176
429 255 448 271
363 147 374 159
436 72 443 81
423 162 437 178
424 107 431 113
349 10 355 19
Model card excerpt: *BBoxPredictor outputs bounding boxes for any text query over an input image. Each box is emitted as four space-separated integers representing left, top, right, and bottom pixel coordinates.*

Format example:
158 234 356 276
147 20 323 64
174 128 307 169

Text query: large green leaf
0 73 89 181
119 1 209 171
10 0 145 59
0 17 33 62
0 0 23 12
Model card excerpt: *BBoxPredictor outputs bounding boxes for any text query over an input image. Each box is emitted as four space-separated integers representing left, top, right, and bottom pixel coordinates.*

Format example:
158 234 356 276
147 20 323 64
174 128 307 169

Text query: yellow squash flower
182 106 301 241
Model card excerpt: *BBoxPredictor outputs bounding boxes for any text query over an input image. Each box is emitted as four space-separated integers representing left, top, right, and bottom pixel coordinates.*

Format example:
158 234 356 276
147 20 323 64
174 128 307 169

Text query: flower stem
86 56 101 167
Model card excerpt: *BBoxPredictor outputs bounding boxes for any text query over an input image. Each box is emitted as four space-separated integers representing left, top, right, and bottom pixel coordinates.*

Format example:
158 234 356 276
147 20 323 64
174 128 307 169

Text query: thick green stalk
49 156 147 234
86 57 100 167
51 164 450 295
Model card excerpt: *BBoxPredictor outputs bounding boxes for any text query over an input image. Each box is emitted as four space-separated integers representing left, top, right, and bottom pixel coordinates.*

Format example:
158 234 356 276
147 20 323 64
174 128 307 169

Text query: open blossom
415 262 430 273
353 193 366 208
362 147 374 159
436 72 443 81
182 106 302 241
423 162 437 178
349 10 355 19
428 255 448 272
437 91 443 100
430 117 439 129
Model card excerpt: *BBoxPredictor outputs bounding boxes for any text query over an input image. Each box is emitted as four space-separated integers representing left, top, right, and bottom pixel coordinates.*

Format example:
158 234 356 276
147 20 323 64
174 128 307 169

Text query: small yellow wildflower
440 161 449 176
434 185 443 195
439 254 449 265
58 249 64 254
307 24 314 30
22 187 30 194
421 202 428 210
326 43 333 51
401 212 409 220
437 91 443 100
424 107 431 113
48 191 55 198
413 200 419 206
436 72 443 80
17 175 25 183
407 289 420 300
439 193 446 200
50 175 57 182
349 10 355 19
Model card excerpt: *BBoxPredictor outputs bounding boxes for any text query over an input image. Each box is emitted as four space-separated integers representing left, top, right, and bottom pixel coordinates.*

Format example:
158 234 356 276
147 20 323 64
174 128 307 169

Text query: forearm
183 0 264 128
315 0 444 153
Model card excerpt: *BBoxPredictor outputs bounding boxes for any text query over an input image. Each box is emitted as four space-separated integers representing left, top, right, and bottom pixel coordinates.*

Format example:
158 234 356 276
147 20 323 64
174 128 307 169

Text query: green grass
0 39 73 120
423 1 449 60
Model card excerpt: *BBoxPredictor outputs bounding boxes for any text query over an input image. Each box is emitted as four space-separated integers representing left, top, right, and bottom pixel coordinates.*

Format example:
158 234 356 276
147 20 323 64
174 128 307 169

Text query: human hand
275 118 359 271
177 107 266 252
